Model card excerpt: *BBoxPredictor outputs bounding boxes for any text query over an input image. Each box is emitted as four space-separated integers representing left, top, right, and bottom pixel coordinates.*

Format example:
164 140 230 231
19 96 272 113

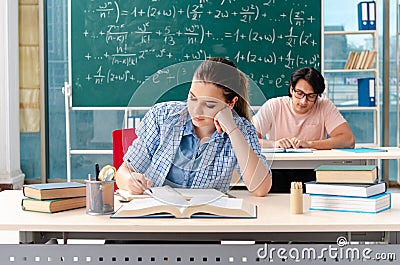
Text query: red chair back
112 128 137 189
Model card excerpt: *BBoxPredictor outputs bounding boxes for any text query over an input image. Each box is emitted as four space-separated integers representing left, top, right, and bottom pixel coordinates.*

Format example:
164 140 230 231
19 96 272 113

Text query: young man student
116 58 272 197
252 67 355 193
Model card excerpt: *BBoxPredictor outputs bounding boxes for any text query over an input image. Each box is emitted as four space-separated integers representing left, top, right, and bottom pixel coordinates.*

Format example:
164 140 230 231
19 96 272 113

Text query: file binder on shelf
357 77 376 107
357 2 369 30
357 1 376 31
367 1 376 30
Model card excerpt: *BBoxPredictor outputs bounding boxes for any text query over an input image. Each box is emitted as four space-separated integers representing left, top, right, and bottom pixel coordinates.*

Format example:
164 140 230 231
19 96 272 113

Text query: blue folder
357 77 375 107
357 2 369 30
358 1 376 31
367 1 376 30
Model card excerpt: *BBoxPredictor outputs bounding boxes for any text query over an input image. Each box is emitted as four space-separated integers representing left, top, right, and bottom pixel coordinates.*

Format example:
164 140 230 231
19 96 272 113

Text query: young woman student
116 57 272 197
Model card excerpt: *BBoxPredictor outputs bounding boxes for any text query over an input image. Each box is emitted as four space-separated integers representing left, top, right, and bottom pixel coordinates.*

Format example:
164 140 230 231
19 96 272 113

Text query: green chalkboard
70 0 321 107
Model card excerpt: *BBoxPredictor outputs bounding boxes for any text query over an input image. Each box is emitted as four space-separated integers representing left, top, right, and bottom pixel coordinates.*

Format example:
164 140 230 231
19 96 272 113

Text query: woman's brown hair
193 57 251 121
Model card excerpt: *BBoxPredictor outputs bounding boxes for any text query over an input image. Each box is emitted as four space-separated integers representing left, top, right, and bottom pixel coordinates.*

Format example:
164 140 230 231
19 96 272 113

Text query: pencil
291 181 302 190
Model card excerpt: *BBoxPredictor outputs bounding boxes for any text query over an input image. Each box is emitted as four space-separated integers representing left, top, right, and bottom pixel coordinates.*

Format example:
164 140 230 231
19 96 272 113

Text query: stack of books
21 182 86 213
305 165 391 214
344 50 377 70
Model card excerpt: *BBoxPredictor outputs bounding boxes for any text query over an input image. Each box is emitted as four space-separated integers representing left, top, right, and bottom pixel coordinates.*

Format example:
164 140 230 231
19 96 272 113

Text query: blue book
309 192 391 214
357 2 369 30
334 147 387 153
358 77 375 107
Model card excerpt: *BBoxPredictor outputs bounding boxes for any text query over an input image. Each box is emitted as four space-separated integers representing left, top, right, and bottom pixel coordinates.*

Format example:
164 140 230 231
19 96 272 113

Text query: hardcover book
314 165 378 184
21 197 86 213
305 181 386 198
23 182 86 200
111 188 256 219
309 192 391 214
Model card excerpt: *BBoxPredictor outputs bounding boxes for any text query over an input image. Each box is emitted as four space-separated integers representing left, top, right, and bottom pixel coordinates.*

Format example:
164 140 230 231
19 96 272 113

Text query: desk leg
63 232 68 244
385 232 398 244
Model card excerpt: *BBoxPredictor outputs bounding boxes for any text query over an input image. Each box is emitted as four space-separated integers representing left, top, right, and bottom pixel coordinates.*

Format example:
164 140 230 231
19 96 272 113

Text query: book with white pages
112 186 256 218
305 181 386 198
309 192 391 214
261 148 313 153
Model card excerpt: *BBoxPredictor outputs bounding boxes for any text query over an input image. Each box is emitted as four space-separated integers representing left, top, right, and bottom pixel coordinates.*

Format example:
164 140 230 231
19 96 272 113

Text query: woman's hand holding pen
118 162 152 195
127 171 152 195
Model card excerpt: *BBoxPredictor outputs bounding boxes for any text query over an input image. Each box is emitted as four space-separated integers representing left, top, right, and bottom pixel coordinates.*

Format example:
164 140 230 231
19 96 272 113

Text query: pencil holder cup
85 179 115 215
290 187 303 214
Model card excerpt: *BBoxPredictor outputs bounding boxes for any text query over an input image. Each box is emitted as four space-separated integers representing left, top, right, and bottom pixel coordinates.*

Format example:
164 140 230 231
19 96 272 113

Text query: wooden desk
1 190 399 244
266 147 400 169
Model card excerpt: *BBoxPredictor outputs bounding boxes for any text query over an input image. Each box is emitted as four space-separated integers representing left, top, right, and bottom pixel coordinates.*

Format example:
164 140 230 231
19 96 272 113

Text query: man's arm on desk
257 123 355 150
299 123 355 150
257 133 304 149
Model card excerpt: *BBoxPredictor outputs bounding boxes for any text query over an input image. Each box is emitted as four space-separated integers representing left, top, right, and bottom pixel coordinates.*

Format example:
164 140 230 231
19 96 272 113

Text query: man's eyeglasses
292 88 318 102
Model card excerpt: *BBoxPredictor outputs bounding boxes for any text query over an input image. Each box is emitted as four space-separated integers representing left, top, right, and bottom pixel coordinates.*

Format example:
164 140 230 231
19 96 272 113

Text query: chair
112 128 137 190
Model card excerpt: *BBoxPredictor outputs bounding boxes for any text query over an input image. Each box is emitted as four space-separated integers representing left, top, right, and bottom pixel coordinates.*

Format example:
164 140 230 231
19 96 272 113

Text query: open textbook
112 186 256 218
261 148 313 153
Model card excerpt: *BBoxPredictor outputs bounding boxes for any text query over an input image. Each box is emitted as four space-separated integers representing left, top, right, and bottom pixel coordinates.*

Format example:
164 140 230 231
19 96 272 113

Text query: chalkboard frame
69 0 322 108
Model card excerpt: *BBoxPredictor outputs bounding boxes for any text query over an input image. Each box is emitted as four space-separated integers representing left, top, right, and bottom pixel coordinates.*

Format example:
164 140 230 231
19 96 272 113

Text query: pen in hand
125 163 152 195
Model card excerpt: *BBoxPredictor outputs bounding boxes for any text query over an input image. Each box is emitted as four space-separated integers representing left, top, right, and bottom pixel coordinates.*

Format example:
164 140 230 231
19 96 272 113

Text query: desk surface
264 147 400 161
1 190 400 234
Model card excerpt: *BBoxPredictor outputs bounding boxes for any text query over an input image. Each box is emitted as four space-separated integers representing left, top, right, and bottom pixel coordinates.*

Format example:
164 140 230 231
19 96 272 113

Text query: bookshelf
323 0 380 146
